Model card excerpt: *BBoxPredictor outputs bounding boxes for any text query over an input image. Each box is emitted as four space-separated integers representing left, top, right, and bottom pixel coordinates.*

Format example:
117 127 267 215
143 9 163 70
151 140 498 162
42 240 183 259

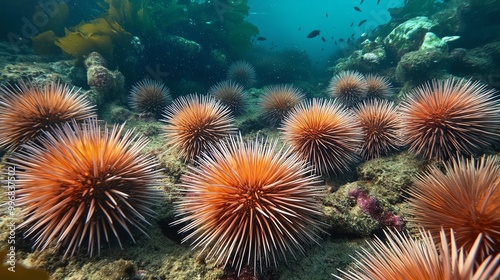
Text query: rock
420 32 448 52
383 16 437 58
396 49 448 83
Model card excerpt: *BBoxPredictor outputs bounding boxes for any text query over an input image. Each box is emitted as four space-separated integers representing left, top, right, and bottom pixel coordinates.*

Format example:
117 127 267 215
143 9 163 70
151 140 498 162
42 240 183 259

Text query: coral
84 55 125 107
11 119 163 257
173 135 324 274
407 155 500 261
0 80 96 149
383 16 437 58
399 79 500 161
84 51 107 68
280 98 362 175
347 186 403 230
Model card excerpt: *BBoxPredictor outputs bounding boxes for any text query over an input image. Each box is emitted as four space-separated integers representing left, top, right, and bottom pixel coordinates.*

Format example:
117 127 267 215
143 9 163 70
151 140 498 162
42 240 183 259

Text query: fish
360 0 364 4
358 19 367 26
331 36 334 39
334 41 337 45
339 38 344 42
350 22 354 27
321 36 326 42
377 0 381 4
322 48 324 51
326 13 328 18
348 38 351 43
351 33 355 37
298 27 301 31
256 37 267 41
354 6 362 12
307 30 320 38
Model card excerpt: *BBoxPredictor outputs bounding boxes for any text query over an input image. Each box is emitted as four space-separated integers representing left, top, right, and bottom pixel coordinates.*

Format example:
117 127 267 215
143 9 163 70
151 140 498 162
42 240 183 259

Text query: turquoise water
248 0 404 67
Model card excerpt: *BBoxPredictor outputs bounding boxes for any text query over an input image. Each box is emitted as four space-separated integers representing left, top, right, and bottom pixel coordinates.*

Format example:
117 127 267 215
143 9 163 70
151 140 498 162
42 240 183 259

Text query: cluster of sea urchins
172 135 324 274
328 71 393 107
11 119 163 257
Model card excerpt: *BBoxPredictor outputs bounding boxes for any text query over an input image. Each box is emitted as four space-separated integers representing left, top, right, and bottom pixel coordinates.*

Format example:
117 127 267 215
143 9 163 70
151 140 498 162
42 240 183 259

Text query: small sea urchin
354 99 401 160
0 80 95 149
328 70 367 107
407 155 500 261
227 61 256 88
173 135 324 274
399 79 500 161
260 84 305 126
12 119 163 257
364 74 393 99
129 79 171 119
208 80 246 115
162 94 237 162
280 98 362 175
335 229 500 280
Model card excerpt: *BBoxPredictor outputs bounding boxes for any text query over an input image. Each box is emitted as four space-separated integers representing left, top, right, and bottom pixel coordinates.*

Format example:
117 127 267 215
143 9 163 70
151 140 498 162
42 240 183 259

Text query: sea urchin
12 119 163 257
335 229 500 280
280 98 362 175
208 80 246 115
407 155 500 261
328 70 367 107
353 99 401 160
173 135 324 274
0 80 95 149
227 61 256 88
162 94 237 162
260 84 305 126
129 79 171 119
399 79 500 161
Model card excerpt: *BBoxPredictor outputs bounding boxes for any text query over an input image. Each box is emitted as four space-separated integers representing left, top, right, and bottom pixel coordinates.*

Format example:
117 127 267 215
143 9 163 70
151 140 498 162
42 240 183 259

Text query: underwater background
0 0 499 279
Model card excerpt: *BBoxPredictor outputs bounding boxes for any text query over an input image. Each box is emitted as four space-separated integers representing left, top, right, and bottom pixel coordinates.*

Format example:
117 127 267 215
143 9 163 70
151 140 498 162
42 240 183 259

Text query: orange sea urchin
208 80 246 115
280 98 362 175
0 80 96 149
364 74 393 99
162 94 237 162
11 119 163 257
129 78 171 119
353 99 401 160
407 155 500 261
173 135 324 274
335 229 500 280
399 79 500 161
328 70 367 107
260 84 305 126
